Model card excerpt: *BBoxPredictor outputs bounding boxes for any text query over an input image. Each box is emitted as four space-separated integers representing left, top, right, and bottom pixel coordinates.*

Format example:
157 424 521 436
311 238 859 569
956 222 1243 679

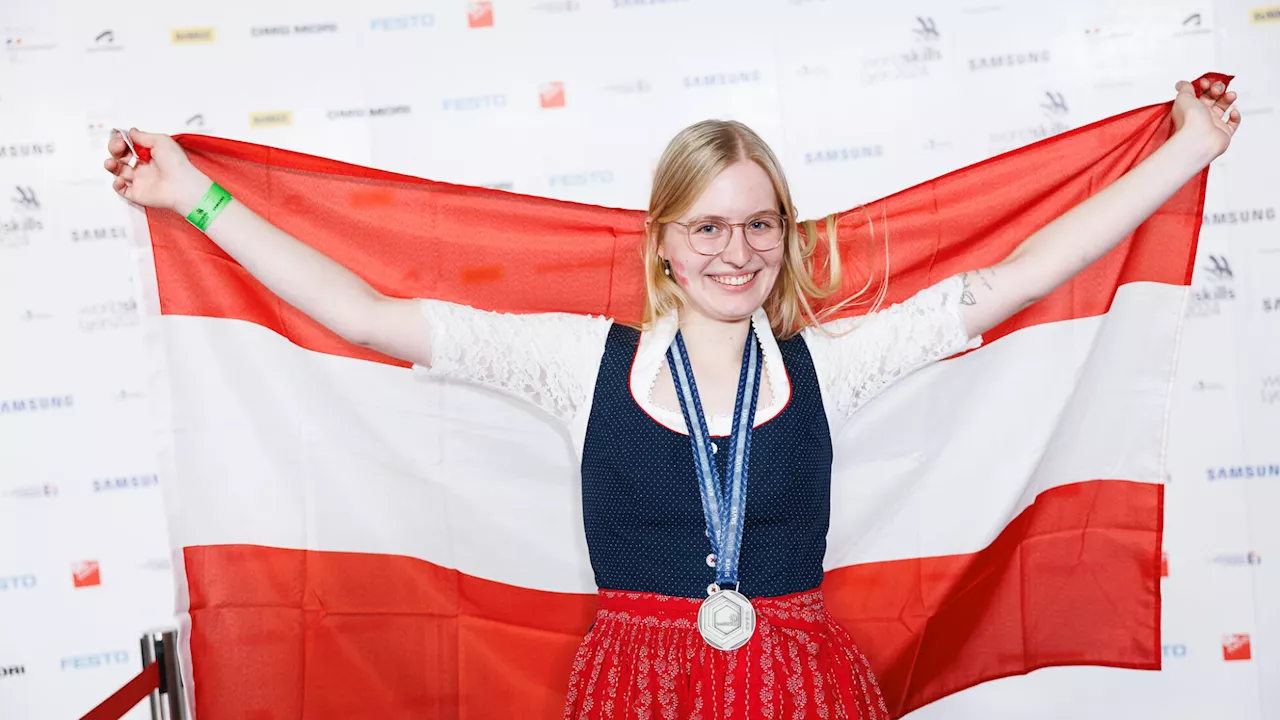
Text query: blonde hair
642 120 881 339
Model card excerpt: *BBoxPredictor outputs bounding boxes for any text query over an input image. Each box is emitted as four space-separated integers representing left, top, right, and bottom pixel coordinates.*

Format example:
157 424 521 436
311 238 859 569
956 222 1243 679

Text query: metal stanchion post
139 629 187 720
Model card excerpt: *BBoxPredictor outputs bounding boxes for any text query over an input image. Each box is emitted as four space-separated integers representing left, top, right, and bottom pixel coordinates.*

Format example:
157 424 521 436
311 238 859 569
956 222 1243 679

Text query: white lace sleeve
804 275 981 428
411 300 613 426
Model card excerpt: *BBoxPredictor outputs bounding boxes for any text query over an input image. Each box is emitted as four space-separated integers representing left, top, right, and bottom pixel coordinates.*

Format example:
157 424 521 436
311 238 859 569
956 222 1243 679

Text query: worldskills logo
540 82 566 109
549 170 614 187
0 664 25 678
1222 634 1252 661
1187 254 1234 317
4 185 42 248
72 561 101 589
469 1 495 28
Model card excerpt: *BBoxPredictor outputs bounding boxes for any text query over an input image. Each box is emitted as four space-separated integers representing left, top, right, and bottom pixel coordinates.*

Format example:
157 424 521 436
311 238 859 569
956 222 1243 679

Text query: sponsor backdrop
0 0 1275 718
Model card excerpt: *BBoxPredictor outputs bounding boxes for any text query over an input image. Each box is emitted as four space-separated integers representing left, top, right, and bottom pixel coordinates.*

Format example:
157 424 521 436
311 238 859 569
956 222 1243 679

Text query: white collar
628 306 791 436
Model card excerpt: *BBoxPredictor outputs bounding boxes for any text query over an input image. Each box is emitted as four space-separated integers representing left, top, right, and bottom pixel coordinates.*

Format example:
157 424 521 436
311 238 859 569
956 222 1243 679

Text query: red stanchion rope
78 662 161 720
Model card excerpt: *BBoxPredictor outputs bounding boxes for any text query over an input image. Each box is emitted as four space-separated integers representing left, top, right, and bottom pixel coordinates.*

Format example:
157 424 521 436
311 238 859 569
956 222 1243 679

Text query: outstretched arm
105 129 432 366
957 77 1241 338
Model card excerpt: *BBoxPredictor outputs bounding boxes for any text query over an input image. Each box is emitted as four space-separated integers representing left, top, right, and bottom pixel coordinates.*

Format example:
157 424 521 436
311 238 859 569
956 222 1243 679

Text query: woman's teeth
712 272 756 287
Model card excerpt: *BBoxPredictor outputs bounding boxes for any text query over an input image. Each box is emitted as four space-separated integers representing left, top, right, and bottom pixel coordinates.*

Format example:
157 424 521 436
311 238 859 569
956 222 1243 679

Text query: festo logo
0 575 37 591
370 15 435 30
61 651 130 670
442 94 507 111
1162 643 1187 658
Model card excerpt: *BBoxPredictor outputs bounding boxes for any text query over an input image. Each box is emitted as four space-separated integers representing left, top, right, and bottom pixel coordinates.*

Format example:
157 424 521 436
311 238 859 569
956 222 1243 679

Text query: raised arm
104 129 432 366
957 78 1241 338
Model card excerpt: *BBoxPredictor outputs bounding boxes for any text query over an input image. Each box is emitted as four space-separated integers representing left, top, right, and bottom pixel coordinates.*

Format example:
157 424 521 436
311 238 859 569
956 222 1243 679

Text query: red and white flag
137 74 1227 719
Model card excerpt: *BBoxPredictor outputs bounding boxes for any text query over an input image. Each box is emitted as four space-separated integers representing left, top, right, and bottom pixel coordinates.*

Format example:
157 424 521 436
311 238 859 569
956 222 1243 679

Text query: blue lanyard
667 323 762 590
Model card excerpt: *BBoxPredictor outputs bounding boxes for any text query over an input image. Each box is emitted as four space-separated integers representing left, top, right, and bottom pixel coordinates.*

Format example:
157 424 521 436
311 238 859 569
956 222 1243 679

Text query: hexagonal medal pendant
697 588 756 651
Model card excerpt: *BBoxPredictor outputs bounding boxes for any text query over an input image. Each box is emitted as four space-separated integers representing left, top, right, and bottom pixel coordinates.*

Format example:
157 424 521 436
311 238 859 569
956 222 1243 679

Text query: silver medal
697 588 756 651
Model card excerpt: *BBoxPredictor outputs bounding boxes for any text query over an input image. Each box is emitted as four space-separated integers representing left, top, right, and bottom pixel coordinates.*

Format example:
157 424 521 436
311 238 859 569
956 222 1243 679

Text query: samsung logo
683 70 761 88
968 51 1051 70
805 146 885 164
370 15 435 30
1202 207 1276 225
0 143 55 159
1207 463 1280 481
549 170 614 187
71 226 127 242
441 95 507 111
93 474 159 492
0 395 74 414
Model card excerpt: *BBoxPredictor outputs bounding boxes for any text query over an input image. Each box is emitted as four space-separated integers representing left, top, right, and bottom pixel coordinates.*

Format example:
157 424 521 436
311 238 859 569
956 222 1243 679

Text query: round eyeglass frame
667 212 788 256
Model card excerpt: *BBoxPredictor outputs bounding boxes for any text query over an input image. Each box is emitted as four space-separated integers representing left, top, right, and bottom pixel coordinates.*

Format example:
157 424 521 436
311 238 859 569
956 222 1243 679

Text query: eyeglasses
668 212 787 256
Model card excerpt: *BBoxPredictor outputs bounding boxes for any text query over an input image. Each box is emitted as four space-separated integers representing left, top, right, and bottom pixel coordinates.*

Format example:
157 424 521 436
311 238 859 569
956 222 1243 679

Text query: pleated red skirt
563 588 889 720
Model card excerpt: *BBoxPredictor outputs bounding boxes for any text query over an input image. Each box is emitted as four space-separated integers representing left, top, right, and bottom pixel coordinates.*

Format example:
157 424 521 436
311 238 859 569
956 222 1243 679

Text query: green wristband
186 183 233 232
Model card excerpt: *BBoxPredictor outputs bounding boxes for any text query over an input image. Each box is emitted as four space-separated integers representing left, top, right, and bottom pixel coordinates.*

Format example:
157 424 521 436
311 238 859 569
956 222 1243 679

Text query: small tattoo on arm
960 272 978 305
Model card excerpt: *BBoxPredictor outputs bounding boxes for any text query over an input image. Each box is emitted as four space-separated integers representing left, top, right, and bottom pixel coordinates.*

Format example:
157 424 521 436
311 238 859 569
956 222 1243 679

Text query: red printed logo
1160 551 1168 578
540 81 565 109
468 1 494 28
72 560 101 588
1222 634 1251 661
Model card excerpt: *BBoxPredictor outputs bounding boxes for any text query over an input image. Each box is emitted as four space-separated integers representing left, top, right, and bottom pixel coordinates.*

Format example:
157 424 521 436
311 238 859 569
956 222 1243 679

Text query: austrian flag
138 78 1224 718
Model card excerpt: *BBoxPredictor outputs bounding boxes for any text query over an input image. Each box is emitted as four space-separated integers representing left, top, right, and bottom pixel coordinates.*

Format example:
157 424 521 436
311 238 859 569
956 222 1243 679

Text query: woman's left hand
1172 77 1241 159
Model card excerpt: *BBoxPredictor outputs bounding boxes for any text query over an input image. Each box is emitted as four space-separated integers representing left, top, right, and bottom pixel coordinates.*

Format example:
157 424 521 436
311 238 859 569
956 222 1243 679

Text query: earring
663 260 672 277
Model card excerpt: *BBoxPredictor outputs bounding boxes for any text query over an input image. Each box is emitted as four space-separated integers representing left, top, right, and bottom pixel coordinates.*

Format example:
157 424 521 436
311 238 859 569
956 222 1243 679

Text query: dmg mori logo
171 27 215 44
250 111 293 128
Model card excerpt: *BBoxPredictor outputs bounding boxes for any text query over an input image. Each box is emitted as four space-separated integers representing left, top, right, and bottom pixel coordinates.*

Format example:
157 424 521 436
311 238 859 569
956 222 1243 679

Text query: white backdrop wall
0 1 1276 718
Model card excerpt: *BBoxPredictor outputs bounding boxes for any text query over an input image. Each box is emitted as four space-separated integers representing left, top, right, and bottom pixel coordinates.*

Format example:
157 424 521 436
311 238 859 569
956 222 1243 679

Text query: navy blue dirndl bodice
580 324 833 600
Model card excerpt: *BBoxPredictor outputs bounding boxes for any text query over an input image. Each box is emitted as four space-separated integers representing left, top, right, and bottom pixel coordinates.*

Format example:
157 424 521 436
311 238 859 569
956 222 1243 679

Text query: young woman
105 78 1238 718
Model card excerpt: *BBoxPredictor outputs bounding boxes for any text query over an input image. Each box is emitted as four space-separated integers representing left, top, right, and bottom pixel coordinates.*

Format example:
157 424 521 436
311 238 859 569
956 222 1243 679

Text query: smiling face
657 160 785 324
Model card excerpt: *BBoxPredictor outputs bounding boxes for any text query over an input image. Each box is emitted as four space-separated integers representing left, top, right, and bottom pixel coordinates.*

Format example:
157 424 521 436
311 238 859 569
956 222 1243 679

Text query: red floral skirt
563 588 889 720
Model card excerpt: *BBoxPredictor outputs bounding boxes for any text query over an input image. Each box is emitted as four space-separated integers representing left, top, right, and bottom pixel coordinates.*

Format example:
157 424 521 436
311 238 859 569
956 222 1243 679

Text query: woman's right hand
104 128 211 214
